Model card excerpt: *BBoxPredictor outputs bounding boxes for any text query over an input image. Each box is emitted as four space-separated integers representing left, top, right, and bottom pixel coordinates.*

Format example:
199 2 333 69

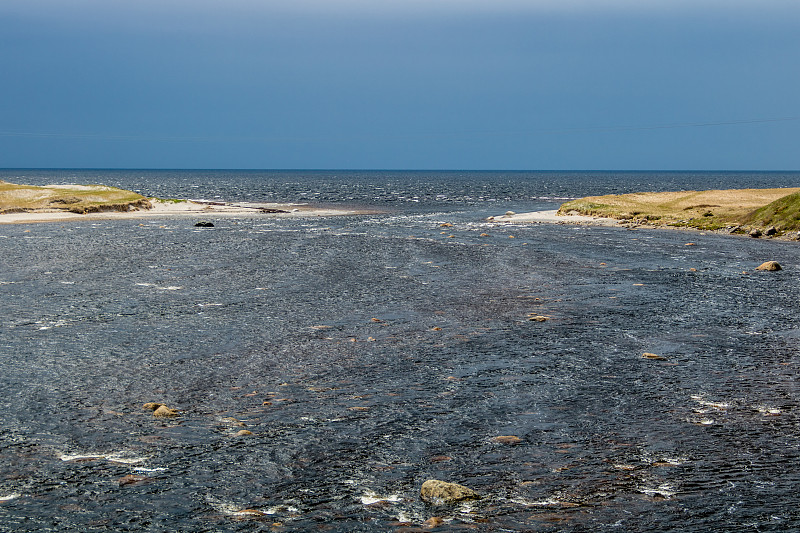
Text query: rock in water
153 405 179 417
118 474 148 486
420 479 479 505
423 517 444 528
755 261 782 271
492 435 522 445
194 221 214 227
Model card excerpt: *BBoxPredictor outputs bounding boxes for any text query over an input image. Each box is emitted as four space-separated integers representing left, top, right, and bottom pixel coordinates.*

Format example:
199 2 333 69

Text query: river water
1 170 799 531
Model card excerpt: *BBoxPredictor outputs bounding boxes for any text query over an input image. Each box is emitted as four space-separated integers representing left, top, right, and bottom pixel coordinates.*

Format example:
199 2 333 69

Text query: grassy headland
0 180 151 215
558 188 800 233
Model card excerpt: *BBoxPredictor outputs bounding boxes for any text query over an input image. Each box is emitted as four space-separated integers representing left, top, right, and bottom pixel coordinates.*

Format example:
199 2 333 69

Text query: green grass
0 180 151 214
741 191 800 231
558 188 800 233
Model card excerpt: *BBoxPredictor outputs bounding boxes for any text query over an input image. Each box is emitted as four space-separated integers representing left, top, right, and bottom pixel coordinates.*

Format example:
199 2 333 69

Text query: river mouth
0 179 799 530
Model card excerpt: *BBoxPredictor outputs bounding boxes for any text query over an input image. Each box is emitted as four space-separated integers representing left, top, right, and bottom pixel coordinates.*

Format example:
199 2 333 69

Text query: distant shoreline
486 188 800 240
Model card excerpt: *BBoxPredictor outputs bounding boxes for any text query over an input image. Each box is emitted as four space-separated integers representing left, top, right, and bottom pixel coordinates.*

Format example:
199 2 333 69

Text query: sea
1 169 800 532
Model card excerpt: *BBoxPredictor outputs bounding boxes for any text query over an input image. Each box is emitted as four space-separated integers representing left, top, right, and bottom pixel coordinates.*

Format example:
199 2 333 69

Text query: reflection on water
0 171 799 531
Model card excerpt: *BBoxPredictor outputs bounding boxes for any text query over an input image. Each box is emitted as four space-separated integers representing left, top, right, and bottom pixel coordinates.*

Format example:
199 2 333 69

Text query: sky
1 0 798 170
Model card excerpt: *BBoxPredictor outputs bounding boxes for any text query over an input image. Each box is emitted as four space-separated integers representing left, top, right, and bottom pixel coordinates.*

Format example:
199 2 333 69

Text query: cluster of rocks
143 402 179 417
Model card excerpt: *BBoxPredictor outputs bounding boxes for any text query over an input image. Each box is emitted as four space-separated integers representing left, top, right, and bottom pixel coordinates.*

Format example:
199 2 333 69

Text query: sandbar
487 209 621 226
0 198 373 225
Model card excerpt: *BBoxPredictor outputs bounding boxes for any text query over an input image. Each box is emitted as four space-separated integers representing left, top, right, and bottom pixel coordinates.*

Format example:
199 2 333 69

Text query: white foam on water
0 493 21 502
639 483 677 498
106 453 148 465
59 451 148 465
360 490 402 505
511 497 568 507
60 453 106 462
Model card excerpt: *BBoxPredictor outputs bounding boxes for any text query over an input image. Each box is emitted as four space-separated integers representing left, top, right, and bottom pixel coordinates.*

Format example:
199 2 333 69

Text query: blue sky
1 0 798 170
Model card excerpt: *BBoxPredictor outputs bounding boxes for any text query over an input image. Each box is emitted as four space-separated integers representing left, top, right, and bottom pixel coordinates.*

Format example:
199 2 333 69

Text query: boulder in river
118 474 148 486
194 221 214 227
153 405 179 417
420 479 479 505
755 261 782 271
528 315 549 322
492 435 522 445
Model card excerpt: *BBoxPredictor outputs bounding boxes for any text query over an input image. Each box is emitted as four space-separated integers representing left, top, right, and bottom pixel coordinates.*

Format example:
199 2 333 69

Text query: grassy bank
558 188 800 233
0 181 151 215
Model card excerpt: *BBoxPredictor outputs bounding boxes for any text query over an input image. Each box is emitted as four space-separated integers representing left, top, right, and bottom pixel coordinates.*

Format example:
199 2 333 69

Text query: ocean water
1 170 800 531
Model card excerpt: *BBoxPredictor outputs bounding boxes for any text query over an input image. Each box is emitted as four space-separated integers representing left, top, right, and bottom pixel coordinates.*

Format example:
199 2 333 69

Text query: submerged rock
142 402 163 411
423 516 444 528
528 315 549 322
755 261 782 271
420 479 479 505
492 435 522 445
118 474 148 486
194 221 215 227
642 352 666 360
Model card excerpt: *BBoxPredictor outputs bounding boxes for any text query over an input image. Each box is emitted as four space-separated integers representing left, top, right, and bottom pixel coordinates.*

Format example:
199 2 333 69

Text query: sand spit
488 209 621 226
0 198 373 225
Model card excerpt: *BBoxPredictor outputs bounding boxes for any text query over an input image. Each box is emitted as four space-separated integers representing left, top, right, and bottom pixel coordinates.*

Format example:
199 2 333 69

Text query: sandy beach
0 198 373 225
488 209 621 226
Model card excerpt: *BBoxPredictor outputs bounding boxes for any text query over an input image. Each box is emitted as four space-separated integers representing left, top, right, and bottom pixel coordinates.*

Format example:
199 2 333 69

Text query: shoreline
488 209 800 240
487 209 621 226
0 198 377 225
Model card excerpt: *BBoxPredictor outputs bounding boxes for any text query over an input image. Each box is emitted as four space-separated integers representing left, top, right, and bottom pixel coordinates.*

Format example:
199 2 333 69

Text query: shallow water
1 171 799 531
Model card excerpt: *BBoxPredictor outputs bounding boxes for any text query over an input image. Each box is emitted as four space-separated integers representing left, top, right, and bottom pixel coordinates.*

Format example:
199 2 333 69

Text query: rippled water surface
1 170 800 531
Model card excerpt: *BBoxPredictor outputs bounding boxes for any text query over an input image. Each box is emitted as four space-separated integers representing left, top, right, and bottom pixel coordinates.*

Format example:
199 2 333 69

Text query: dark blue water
1 170 799 531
